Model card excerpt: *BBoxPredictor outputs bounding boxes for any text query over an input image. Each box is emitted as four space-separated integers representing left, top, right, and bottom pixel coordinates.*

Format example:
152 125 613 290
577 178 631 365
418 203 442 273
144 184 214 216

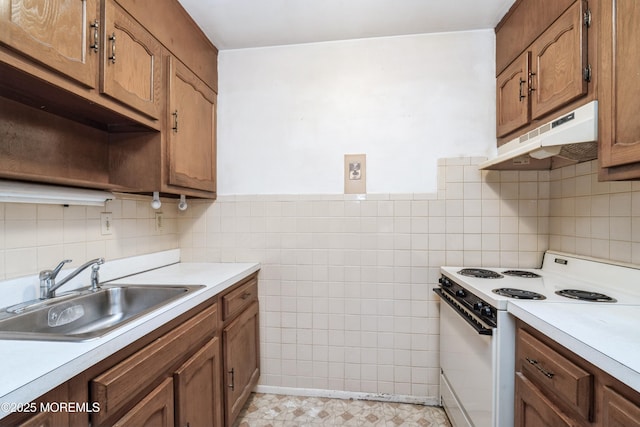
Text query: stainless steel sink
0 284 204 341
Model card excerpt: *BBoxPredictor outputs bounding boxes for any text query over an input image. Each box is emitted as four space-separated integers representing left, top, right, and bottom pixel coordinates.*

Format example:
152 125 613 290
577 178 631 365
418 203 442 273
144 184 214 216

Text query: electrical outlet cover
344 154 366 194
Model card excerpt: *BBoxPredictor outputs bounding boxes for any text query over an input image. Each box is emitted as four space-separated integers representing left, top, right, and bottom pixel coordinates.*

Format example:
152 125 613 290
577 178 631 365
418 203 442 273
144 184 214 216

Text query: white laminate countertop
0 257 260 419
508 301 640 393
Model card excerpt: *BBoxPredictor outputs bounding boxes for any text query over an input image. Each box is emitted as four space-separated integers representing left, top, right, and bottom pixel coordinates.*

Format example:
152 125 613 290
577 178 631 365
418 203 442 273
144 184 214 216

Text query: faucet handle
52 259 72 276
39 259 72 280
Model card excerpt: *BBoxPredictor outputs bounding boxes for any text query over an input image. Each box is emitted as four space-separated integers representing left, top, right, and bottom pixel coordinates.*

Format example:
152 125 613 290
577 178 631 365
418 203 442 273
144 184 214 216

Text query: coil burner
556 289 616 302
458 268 503 279
502 270 541 278
492 288 546 300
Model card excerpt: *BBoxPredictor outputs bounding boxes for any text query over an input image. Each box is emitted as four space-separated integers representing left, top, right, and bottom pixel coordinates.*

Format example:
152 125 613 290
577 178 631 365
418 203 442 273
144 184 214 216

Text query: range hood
480 101 598 170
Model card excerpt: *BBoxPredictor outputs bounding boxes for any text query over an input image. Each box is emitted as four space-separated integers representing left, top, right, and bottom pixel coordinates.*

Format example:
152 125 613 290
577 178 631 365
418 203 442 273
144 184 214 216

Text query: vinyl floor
233 392 452 426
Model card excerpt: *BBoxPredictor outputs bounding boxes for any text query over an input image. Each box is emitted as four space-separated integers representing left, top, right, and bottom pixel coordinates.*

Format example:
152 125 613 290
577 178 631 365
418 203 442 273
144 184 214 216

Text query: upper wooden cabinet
101 0 163 120
0 0 100 88
496 0 576 75
529 0 588 121
598 0 640 180
497 52 530 137
496 0 590 139
0 0 218 199
167 56 217 193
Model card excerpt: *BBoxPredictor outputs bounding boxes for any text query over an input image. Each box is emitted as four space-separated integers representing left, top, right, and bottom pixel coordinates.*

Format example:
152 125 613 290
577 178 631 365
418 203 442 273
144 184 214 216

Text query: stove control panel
437 275 497 328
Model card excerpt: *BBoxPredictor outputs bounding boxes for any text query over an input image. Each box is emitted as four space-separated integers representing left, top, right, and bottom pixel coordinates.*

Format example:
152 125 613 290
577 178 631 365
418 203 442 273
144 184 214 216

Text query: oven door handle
433 288 493 336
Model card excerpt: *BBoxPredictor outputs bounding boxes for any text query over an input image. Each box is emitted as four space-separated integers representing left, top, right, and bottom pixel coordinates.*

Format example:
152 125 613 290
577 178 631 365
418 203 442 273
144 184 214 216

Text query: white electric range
435 251 640 427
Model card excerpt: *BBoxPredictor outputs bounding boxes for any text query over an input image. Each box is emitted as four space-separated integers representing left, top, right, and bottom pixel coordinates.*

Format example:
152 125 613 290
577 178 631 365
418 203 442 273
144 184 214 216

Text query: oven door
440 296 493 427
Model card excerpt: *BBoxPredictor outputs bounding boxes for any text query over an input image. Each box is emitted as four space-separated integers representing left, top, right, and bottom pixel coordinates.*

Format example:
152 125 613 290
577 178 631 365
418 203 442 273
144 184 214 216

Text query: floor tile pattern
234 393 451 426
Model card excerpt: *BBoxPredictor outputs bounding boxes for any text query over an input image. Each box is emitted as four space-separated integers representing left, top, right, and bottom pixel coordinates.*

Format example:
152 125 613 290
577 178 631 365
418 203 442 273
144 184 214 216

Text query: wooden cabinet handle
526 357 555 378
528 71 536 94
90 20 99 52
228 368 235 390
172 110 179 132
241 291 251 300
519 77 526 101
108 33 116 64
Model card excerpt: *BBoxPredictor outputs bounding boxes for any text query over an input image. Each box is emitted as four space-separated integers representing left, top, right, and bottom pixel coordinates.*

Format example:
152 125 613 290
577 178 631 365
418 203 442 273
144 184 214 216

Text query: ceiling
177 0 517 50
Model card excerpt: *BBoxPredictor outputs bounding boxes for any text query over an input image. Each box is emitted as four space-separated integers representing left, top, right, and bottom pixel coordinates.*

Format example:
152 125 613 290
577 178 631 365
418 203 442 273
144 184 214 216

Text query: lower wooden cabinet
175 337 224 427
220 273 260 427
515 321 640 427
515 372 583 427
112 378 175 427
1 273 260 427
90 304 218 426
9 384 70 427
223 301 260 426
603 386 640 427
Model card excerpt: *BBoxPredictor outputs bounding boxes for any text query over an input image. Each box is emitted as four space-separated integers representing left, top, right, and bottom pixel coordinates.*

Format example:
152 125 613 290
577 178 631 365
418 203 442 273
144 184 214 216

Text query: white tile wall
0 196 181 280
548 160 640 264
1 157 637 402
178 157 552 400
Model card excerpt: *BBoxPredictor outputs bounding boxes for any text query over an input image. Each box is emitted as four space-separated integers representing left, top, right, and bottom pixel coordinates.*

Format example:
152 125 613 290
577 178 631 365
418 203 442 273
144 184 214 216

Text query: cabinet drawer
518 329 593 421
222 275 258 321
91 303 217 425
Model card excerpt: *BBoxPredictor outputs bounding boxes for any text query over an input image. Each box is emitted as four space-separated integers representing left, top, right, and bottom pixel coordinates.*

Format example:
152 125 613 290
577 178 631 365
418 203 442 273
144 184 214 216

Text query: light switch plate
155 212 164 231
344 154 366 194
100 213 113 235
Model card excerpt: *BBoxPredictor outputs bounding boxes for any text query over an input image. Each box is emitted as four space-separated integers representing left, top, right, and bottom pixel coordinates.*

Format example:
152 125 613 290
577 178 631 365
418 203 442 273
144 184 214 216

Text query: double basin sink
0 284 204 341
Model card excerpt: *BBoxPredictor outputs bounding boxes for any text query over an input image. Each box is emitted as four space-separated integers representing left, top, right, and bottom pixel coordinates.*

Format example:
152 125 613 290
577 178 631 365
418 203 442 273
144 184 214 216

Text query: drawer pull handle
526 357 555 378
241 291 251 300
228 368 235 390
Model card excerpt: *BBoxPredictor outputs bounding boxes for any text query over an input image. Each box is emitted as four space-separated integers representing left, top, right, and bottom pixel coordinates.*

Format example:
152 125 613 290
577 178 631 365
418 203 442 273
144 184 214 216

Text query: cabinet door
0 0 99 88
599 0 640 170
603 386 640 427
174 337 223 427
515 373 583 427
13 385 70 427
15 411 60 427
167 57 217 193
113 378 174 427
530 0 588 121
496 51 530 138
101 0 162 119
223 301 260 426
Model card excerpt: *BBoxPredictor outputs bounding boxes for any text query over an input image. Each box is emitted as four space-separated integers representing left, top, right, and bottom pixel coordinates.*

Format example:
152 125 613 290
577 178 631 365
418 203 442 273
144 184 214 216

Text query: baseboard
253 385 440 407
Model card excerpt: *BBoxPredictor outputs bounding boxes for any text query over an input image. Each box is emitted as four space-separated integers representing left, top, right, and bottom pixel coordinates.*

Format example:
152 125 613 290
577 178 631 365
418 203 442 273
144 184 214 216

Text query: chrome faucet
39 258 105 299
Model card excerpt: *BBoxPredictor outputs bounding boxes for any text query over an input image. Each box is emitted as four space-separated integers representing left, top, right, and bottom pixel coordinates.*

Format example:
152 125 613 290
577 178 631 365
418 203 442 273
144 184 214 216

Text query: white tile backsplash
0 197 181 281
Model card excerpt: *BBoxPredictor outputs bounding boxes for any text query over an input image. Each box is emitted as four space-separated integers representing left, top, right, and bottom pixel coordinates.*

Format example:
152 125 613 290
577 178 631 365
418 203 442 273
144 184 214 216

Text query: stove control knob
473 302 484 311
439 277 452 287
481 307 493 317
456 289 466 298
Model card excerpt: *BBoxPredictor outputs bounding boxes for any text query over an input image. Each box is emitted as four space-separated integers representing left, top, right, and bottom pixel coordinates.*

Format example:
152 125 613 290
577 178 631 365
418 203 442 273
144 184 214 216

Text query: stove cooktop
440 251 640 310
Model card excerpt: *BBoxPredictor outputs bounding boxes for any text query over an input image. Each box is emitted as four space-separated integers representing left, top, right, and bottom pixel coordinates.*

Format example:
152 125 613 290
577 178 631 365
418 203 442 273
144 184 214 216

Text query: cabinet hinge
583 64 592 82
583 9 592 27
